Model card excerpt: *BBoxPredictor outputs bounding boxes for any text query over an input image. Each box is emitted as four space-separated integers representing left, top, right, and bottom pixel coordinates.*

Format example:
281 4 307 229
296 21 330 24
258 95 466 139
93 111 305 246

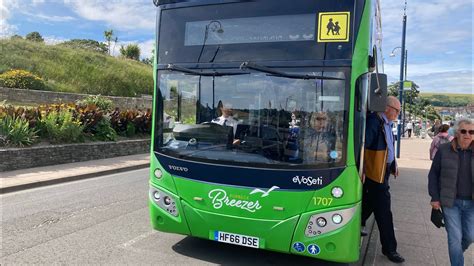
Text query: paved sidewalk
363 137 473 265
1 153 149 194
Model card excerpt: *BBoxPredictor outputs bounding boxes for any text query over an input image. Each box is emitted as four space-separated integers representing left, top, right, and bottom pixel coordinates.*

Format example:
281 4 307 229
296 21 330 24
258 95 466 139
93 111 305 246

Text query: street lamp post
395 1 407 158
390 47 408 138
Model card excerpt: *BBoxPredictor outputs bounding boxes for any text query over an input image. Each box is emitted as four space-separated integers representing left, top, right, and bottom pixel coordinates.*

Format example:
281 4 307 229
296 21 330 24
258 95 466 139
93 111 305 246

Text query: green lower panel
290 203 361 263
181 200 299 253
149 199 191 235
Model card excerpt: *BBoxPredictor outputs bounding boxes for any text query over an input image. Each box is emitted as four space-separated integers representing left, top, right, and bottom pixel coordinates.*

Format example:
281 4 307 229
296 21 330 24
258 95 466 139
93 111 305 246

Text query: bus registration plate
214 231 259 249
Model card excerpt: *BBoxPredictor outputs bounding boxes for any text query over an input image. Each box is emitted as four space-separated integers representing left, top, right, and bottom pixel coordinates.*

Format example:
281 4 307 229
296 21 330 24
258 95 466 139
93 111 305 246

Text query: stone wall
0 139 150 172
0 87 152 110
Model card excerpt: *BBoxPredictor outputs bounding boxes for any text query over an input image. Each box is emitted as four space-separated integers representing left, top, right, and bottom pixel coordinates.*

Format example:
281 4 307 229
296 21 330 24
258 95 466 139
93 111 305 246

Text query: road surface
1 169 346 265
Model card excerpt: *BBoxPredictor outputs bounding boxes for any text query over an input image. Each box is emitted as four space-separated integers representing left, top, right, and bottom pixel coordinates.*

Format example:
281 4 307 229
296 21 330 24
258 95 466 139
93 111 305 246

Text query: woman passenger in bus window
302 111 336 164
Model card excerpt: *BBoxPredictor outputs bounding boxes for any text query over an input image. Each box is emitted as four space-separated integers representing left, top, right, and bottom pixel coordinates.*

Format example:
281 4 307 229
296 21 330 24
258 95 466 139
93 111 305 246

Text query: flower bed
0 95 152 148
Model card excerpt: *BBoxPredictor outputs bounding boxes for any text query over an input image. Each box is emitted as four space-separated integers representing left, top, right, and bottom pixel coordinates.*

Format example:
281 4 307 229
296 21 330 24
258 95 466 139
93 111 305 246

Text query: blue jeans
442 199 474 266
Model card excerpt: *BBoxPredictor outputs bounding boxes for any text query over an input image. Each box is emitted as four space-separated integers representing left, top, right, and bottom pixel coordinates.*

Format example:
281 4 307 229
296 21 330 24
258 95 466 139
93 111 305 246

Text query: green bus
149 0 387 262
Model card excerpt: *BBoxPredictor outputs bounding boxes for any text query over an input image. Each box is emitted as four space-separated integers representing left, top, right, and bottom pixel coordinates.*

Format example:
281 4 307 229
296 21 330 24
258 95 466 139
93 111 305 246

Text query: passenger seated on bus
212 101 240 145
286 112 301 160
302 111 336 163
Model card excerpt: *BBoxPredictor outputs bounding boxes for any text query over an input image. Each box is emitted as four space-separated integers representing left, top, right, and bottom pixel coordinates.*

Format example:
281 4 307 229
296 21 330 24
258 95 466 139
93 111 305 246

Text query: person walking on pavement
361 96 405 263
429 124 453 160
448 121 456 137
432 119 442 136
406 121 413 138
428 118 473 266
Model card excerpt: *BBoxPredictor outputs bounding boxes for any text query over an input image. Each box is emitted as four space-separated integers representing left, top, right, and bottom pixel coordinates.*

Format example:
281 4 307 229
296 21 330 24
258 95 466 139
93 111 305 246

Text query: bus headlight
154 169 163 179
331 187 343 198
149 187 178 217
332 214 343 224
305 205 357 237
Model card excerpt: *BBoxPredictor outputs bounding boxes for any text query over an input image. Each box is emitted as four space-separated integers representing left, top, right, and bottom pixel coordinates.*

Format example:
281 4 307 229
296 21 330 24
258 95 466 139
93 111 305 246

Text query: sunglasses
459 129 474 135
316 117 327 121
388 105 400 113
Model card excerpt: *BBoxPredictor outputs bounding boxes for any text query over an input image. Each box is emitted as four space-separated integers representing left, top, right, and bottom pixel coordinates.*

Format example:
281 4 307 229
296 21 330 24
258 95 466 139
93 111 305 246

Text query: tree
104 29 116 55
119 44 140 61
25 32 44 42
141 58 153 65
59 39 108 54
10 34 23 40
387 80 420 105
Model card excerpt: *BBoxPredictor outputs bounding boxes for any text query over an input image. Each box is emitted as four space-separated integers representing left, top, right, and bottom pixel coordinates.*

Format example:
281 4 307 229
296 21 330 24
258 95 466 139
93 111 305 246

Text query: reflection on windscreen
185 14 316 46
157 71 346 168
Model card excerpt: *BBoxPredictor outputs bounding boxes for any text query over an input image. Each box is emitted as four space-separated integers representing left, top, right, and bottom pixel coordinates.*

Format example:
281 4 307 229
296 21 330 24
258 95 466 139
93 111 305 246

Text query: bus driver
212 101 240 145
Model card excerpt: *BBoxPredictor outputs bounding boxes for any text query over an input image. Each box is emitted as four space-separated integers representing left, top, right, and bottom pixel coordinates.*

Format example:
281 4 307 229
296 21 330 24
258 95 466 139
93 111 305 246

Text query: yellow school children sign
318 12 351 42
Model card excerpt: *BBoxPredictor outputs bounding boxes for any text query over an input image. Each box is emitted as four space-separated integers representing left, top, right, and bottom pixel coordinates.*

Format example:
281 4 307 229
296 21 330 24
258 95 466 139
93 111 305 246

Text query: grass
0 39 153 97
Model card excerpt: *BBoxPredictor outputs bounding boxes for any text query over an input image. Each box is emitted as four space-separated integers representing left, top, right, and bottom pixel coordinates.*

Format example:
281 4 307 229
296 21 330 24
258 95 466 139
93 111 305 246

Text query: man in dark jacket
428 118 473 266
361 96 404 263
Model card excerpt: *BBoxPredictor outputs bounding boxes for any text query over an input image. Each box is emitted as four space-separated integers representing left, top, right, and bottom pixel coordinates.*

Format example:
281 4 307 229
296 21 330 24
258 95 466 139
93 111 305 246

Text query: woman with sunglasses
428 118 474 266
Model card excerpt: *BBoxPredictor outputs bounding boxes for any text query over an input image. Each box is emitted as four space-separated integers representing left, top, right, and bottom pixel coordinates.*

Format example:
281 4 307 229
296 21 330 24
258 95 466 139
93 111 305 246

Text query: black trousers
361 163 398 253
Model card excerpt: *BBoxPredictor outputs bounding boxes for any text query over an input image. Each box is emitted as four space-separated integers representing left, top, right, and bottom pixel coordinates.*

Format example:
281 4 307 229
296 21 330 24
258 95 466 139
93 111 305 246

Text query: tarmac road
1 168 347 265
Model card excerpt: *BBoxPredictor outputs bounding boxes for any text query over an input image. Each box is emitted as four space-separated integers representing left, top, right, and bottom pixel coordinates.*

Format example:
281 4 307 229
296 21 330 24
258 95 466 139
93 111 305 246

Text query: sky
1 0 472 94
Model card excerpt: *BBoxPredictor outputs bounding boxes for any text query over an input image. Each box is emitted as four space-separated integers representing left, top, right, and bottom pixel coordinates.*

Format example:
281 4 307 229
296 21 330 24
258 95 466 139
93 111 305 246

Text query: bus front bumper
149 185 360 263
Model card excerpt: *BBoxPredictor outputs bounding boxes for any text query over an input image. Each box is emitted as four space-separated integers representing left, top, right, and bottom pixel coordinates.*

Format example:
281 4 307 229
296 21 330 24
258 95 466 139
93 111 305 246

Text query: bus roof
154 0 212 6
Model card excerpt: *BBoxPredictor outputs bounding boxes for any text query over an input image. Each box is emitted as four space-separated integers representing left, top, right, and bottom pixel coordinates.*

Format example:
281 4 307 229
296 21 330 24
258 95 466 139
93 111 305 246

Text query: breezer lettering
208 189 262 213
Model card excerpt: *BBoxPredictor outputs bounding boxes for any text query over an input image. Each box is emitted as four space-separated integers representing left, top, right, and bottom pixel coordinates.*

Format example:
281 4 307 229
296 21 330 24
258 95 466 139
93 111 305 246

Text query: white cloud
137 39 155 59
66 0 154 31
381 0 473 93
32 0 45 5
410 71 473 94
0 0 19 37
22 11 76 22
385 62 473 93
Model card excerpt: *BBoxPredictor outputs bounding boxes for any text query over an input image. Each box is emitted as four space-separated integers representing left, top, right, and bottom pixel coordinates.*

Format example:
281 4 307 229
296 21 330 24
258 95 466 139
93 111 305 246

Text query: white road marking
119 230 157 248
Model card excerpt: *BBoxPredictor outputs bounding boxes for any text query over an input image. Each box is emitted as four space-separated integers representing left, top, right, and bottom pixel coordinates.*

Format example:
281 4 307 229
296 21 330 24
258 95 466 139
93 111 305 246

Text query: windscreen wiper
240 62 344 80
166 64 250 76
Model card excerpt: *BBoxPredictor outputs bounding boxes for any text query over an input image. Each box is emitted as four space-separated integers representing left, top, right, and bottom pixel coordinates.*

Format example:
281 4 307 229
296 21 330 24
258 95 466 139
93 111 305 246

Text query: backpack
430 135 450 160
438 136 450 146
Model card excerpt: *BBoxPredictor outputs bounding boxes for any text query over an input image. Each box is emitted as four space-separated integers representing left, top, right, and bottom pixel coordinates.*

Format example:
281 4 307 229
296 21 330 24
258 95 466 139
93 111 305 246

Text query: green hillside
0 39 153 97
420 92 473 107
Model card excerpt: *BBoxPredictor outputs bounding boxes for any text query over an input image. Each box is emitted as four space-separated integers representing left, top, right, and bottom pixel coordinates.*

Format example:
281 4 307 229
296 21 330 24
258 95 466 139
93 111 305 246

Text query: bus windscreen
155 68 348 169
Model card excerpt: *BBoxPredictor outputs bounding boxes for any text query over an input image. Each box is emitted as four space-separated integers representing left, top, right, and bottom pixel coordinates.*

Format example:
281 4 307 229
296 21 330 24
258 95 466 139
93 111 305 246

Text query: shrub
0 69 46 90
92 117 117 141
119 44 140 61
59 39 108 54
0 116 38 147
110 108 152 136
76 95 113 112
42 110 84 143
25 31 44 42
126 123 136 137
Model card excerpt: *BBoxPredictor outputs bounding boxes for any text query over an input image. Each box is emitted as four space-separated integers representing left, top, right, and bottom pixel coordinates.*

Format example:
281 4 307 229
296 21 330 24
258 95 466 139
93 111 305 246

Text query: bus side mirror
367 73 387 112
